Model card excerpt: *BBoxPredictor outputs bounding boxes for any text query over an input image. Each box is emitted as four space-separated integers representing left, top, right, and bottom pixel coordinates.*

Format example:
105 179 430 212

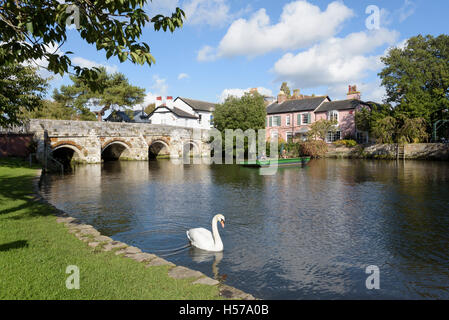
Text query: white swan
186 214 225 252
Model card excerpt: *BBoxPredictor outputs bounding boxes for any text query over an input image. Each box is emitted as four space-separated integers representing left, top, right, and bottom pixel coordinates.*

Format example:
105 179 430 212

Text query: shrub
334 139 358 147
298 140 328 158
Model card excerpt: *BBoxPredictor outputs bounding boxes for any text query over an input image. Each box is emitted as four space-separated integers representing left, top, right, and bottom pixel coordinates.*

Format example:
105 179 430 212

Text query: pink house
266 86 371 143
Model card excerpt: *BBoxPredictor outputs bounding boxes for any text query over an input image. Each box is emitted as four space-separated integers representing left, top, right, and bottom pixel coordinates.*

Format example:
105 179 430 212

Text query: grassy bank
0 158 222 299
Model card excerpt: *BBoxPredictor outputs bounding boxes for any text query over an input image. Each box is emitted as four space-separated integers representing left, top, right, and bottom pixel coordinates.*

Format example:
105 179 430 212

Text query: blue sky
47 0 448 109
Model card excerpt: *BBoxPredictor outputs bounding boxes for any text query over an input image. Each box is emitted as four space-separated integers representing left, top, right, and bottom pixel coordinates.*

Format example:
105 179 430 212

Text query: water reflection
40 159 449 299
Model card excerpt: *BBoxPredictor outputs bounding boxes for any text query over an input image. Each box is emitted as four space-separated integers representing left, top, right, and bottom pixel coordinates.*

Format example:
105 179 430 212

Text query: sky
45 0 448 110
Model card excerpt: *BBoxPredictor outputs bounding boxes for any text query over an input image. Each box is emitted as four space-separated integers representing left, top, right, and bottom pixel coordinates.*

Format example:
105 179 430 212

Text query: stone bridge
28 119 211 164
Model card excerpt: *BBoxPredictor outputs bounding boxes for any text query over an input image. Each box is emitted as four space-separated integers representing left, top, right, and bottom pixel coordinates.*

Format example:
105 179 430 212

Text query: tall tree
0 1 185 91
213 92 266 132
379 34 449 125
53 67 145 121
0 63 48 126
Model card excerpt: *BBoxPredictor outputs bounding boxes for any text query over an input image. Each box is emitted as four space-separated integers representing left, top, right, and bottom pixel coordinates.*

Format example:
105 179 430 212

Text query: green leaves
0 0 186 100
379 34 449 125
53 67 146 121
213 93 267 132
0 64 49 127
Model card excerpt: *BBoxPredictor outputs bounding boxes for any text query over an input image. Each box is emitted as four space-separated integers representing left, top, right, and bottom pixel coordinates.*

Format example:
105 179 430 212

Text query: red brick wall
0 134 34 157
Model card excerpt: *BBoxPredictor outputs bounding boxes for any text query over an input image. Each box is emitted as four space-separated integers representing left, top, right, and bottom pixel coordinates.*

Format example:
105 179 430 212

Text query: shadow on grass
0 240 29 252
0 160 54 219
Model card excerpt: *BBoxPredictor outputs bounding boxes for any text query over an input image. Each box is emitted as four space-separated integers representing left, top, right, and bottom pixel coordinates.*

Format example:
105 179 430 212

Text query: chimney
155 96 163 108
347 85 361 100
277 90 287 104
166 96 173 109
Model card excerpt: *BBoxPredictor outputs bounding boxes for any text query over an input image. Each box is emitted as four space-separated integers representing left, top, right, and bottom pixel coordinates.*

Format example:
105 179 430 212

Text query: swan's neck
211 217 223 249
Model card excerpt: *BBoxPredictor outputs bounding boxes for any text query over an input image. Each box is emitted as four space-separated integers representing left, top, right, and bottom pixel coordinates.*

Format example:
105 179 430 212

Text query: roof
147 106 199 119
266 96 329 115
176 97 216 112
315 99 370 113
105 111 132 122
171 107 199 119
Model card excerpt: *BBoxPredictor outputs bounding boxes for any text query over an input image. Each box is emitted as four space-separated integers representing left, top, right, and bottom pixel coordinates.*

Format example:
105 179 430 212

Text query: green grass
0 158 222 300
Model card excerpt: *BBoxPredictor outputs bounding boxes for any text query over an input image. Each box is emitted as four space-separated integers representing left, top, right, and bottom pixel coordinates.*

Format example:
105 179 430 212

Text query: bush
298 140 328 158
334 139 357 147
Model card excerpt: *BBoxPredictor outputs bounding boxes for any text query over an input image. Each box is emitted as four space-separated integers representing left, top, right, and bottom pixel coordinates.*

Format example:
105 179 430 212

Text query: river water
39 159 449 299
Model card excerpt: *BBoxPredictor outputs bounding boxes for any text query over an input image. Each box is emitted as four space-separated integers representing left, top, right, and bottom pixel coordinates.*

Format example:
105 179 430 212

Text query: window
302 113 311 125
327 131 341 142
271 116 281 127
286 115 290 126
328 110 339 122
210 115 214 125
286 132 293 142
198 114 202 123
356 131 367 144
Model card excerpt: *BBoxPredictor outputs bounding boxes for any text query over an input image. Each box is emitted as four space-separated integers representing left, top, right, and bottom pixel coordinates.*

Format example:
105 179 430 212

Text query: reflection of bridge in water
28 119 211 166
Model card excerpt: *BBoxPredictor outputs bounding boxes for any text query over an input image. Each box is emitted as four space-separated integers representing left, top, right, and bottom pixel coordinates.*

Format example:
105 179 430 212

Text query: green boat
239 157 311 168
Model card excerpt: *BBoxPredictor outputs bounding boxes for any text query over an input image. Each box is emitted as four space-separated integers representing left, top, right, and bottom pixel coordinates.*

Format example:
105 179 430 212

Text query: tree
379 35 449 125
280 82 291 97
371 116 397 144
144 103 156 115
53 67 145 121
213 92 266 132
23 99 77 120
0 63 48 126
306 119 338 141
0 1 185 91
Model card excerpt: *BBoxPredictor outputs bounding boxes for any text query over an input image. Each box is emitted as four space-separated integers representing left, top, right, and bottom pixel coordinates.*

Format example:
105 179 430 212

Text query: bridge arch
182 141 201 159
148 140 171 159
102 139 132 161
50 141 85 169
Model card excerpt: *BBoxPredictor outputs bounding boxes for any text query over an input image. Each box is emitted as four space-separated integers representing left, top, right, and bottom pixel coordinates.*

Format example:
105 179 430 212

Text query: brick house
266 85 371 143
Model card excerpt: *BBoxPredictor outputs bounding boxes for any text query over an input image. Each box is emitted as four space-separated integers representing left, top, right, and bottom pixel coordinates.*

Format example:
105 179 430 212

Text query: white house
147 96 215 129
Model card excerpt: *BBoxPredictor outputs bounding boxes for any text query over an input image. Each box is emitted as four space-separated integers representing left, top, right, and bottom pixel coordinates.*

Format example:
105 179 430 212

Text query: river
39 159 449 299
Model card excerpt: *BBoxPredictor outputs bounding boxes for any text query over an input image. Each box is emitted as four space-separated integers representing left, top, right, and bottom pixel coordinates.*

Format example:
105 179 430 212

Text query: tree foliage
379 34 449 124
306 119 338 141
213 92 266 132
144 103 156 115
280 82 291 97
0 0 185 90
0 63 48 126
53 67 145 120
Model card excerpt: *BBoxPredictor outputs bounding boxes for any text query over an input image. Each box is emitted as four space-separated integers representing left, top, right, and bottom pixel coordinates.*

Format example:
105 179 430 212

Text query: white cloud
177 73 189 80
183 0 231 27
198 0 354 61
219 87 273 102
147 0 248 28
273 28 400 89
71 57 118 74
398 0 416 22
197 45 218 62
151 75 169 96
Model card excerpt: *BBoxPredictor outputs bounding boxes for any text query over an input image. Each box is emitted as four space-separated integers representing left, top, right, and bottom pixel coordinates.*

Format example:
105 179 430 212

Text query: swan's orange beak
220 220 225 228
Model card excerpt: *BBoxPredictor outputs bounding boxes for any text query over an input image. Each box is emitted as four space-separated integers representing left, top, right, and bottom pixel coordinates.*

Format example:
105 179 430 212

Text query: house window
327 131 341 142
286 115 291 126
272 116 281 127
286 132 293 142
210 115 214 125
302 113 311 125
356 131 367 144
328 110 339 122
